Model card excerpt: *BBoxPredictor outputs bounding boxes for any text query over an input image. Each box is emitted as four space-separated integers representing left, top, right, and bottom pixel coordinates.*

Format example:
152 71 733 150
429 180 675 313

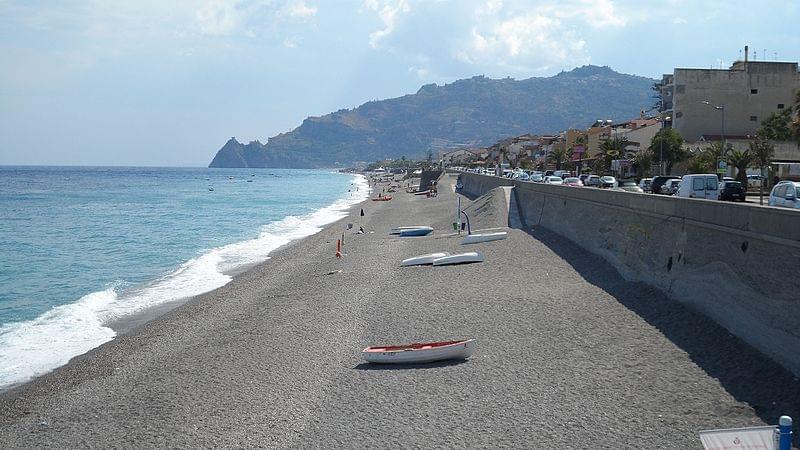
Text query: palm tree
687 150 715 174
598 137 629 176
548 147 568 170
749 135 775 205
727 148 753 187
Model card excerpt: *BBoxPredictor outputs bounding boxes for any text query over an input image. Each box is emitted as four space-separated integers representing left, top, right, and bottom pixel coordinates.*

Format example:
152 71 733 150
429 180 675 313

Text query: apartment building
662 50 800 142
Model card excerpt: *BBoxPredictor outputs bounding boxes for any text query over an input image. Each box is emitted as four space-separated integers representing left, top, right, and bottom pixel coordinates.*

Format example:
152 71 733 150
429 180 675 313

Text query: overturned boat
432 251 484 266
401 252 449 266
460 231 507 245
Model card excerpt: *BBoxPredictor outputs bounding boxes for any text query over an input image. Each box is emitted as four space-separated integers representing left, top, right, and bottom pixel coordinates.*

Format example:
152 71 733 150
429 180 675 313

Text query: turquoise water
0 166 367 389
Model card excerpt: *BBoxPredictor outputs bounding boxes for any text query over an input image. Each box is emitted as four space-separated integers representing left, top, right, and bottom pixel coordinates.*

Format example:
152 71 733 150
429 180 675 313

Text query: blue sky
1 0 798 166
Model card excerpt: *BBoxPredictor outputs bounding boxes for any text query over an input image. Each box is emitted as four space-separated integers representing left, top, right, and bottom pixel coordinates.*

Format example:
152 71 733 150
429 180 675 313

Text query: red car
562 177 584 187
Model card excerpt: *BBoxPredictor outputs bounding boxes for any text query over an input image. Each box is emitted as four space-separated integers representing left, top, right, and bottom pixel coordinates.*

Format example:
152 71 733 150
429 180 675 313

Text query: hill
209 65 656 168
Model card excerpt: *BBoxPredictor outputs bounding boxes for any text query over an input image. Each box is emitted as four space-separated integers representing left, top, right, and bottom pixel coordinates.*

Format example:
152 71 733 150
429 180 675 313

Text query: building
663 48 800 142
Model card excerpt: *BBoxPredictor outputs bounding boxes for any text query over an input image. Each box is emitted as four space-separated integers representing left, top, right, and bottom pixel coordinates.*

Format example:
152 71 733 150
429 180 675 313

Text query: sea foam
0 174 369 390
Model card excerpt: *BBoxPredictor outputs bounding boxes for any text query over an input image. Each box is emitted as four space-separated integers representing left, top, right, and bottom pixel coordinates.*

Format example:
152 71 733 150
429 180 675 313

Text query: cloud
283 36 298 48
456 11 585 74
281 0 317 19
196 1 241 36
363 0 410 49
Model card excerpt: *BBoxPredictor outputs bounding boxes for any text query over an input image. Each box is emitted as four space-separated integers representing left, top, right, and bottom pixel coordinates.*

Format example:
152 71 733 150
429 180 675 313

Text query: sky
1 0 798 166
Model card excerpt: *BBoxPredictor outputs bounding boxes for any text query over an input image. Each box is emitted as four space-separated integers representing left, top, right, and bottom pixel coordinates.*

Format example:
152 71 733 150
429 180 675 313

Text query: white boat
401 252 449 266
432 251 484 266
460 232 508 245
390 226 429 235
362 339 476 364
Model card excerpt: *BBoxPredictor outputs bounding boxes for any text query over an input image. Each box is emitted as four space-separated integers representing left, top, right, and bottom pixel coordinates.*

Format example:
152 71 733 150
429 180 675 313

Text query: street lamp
702 100 726 180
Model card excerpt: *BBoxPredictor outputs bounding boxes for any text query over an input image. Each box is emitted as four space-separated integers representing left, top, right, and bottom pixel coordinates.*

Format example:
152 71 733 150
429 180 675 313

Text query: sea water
0 166 368 390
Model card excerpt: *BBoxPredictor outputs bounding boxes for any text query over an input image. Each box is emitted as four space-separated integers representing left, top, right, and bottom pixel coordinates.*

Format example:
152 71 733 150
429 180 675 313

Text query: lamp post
701 101 726 180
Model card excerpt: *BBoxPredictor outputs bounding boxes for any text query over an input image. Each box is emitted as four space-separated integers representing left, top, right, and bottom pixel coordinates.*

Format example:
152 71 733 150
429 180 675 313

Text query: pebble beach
1 173 798 448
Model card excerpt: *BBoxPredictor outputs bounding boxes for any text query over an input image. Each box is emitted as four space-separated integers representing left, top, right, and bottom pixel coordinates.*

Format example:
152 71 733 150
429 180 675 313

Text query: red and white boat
362 339 476 364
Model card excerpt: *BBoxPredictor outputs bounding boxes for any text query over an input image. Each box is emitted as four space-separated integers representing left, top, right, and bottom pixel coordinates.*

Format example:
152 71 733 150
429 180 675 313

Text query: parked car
562 177 584 187
768 181 800 209
651 175 681 194
615 181 644 193
529 174 543 182
662 179 681 195
579 174 591 184
638 178 653 192
543 176 564 185
675 174 719 200
719 181 746 201
584 175 601 187
599 176 617 188
747 174 763 188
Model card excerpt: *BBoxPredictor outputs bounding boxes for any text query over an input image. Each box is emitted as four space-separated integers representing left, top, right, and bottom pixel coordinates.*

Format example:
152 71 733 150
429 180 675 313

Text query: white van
676 174 719 200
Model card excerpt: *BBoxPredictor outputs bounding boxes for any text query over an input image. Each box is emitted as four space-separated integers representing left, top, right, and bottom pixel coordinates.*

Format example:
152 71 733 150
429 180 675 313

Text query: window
751 89 758 94
774 185 788 197
693 178 705 190
750 116 758 122
706 177 718 190
675 111 683 118
778 104 785 109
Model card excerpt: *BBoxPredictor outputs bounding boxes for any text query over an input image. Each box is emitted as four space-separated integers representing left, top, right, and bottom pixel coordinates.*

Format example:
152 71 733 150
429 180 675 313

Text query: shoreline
1 173 795 447
0 171 369 392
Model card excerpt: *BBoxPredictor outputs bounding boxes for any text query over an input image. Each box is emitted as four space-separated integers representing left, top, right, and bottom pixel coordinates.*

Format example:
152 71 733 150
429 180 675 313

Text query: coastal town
369 50 800 209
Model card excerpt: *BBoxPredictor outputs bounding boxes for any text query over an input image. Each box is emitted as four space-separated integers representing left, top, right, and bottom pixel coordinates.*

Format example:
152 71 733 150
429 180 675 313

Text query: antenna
774 52 778 60
738 49 742 60
753 50 757 61
763 49 766 60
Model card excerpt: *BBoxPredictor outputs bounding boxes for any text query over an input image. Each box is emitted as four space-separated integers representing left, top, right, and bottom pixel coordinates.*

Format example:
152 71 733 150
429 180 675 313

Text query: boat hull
401 252 449 266
431 251 484 266
390 226 428 235
363 339 476 364
460 232 508 245
399 227 433 237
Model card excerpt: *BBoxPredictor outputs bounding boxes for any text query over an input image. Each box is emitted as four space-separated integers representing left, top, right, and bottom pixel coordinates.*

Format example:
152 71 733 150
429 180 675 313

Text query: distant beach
2 172 798 447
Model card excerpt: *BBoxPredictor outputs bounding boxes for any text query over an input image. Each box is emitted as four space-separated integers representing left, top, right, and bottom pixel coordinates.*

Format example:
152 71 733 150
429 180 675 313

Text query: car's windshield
725 182 742 188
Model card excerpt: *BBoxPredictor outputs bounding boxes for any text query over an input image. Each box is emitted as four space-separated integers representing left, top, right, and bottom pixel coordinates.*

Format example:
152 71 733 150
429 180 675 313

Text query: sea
0 166 369 390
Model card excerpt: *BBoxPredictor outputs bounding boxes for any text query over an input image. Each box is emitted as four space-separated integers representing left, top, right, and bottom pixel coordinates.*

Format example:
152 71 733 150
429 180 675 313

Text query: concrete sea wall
456 171 800 376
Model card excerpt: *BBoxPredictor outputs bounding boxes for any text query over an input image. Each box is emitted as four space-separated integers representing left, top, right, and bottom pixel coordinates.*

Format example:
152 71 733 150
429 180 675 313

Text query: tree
759 109 793 141
792 89 800 145
631 149 654 178
649 128 686 174
749 134 775 205
548 147 568 170
686 150 715 174
727 148 753 187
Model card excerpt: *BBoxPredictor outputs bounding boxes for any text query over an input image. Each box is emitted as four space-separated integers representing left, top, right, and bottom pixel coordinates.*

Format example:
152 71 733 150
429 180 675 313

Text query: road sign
717 159 728 174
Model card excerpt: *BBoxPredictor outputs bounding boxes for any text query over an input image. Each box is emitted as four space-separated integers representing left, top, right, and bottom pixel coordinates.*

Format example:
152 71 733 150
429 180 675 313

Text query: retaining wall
456 171 800 376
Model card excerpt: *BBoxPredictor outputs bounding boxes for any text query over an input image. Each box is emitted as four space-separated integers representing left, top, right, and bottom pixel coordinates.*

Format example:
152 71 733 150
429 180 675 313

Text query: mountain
209 65 657 168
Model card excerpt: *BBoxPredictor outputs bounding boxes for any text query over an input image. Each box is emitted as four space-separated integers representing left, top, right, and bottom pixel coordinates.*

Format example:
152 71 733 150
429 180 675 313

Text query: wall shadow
524 225 799 439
